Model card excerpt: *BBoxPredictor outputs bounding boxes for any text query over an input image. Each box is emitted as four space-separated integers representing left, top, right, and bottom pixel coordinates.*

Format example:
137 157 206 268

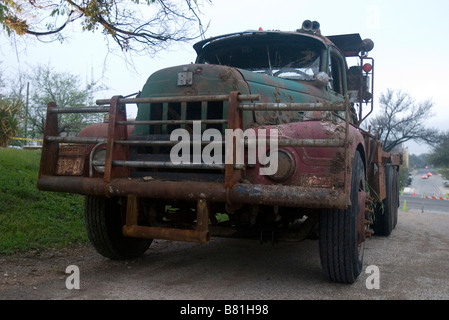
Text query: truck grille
130 99 231 181
148 101 227 134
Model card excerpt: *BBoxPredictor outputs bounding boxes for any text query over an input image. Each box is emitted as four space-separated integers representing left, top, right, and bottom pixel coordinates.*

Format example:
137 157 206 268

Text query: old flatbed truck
37 20 401 284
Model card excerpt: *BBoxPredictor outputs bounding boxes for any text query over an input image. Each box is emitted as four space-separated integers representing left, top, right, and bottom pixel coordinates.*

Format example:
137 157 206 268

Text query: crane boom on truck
37 20 402 284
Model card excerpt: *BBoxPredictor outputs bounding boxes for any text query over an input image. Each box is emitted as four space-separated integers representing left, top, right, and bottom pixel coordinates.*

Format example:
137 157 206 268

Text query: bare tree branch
0 0 210 55
370 89 440 152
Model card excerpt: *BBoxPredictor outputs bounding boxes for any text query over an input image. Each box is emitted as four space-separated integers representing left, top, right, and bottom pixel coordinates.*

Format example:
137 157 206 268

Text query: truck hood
138 64 250 98
134 63 332 130
138 63 329 102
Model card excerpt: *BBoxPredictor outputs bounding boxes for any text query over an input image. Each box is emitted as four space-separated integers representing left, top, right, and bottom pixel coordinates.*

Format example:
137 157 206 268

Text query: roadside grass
0 148 88 254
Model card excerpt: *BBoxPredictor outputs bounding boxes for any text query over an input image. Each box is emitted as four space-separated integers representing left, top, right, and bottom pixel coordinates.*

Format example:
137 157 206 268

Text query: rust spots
274 87 281 103
330 151 345 174
300 174 332 188
219 67 240 90
219 68 233 82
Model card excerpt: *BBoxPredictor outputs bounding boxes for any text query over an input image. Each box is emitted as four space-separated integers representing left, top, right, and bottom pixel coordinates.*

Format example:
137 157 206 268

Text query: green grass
0 148 88 254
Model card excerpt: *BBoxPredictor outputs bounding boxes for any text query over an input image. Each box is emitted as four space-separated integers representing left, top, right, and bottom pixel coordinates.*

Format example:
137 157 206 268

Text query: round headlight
92 148 106 173
267 149 296 182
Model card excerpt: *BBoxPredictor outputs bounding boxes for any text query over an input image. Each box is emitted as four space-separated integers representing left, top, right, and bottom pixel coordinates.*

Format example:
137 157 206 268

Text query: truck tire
84 195 152 259
319 151 366 284
372 164 398 236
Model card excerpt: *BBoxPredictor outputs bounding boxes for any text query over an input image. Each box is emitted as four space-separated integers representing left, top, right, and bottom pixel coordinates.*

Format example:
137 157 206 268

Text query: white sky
1 0 448 155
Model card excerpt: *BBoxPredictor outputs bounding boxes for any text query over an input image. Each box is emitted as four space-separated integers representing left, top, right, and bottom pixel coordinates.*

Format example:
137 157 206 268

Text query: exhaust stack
301 20 320 33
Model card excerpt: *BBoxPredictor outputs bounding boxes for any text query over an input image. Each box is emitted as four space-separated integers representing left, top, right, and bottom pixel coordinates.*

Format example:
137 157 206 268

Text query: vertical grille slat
201 101 208 131
181 102 187 130
162 102 169 133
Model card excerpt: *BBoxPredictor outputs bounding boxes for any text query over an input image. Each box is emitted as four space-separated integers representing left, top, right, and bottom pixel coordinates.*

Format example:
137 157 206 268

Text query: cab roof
193 30 367 58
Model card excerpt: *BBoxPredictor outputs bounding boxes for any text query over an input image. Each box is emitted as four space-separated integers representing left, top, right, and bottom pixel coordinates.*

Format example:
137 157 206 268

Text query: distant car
407 175 412 186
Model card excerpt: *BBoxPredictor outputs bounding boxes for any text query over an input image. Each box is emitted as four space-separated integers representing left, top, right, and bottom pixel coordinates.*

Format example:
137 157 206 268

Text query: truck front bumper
37 176 348 209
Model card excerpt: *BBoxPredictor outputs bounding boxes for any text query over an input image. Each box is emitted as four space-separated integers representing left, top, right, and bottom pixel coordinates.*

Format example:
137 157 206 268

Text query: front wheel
319 151 366 283
84 195 153 260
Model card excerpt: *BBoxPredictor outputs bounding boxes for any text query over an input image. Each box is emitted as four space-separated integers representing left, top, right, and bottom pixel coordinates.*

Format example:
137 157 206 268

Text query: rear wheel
319 151 367 284
84 195 152 259
372 164 399 236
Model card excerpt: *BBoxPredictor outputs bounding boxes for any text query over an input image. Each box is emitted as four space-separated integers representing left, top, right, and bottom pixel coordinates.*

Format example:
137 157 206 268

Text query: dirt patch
0 245 97 292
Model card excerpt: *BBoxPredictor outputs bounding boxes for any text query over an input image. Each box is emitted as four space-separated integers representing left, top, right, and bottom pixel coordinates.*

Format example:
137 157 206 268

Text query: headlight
92 148 106 173
267 149 295 182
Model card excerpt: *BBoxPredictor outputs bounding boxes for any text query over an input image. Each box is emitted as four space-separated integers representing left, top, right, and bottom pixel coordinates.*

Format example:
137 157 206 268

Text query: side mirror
347 66 372 103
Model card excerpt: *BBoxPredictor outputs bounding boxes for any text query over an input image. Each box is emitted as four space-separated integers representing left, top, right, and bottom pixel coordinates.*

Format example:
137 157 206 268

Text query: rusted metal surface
37 176 348 209
116 119 228 125
49 106 110 113
249 138 345 147
390 153 403 166
225 91 243 188
104 96 129 183
109 160 244 170
239 101 346 112
47 136 107 144
38 102 59 177
38 90 363 212
96 94 260 105
56 145 86 176
368 141 387 201
123 194 210 243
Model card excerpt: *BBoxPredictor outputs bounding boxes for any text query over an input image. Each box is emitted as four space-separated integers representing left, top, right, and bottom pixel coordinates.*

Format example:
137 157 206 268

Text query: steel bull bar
37 176 347 209
39 92 351 243
38 176 346 243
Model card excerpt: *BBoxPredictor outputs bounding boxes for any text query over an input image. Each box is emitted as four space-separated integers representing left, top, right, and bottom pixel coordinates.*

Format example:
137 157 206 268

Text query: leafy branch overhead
0 0 210 54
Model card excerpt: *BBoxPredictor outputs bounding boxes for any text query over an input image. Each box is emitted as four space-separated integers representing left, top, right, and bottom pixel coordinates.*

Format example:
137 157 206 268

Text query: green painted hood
133 63 333 135
137 64 249 100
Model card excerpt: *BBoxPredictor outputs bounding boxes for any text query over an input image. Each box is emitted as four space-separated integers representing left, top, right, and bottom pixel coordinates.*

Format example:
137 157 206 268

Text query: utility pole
25 82 29 146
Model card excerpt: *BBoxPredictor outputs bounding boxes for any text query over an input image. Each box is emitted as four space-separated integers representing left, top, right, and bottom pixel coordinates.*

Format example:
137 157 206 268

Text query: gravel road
1 209 448 301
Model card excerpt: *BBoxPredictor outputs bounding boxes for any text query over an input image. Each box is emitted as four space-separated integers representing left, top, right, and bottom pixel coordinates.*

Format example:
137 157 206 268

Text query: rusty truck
37 20 401 284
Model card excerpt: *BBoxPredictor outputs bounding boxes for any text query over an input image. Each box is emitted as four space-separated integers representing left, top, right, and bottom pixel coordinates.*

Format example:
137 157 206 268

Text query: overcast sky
1 0 448 155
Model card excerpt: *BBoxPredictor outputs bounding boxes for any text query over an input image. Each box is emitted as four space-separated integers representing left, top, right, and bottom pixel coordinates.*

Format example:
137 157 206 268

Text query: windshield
196 33 323 81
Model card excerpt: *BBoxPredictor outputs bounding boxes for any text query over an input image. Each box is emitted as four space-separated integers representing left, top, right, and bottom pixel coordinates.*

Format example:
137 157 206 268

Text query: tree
0 68 22 147
3 72 29 144
0 97 21 147
0 0 210 55
26 64 105 137
428 131 449 175
409 153 429 170
369 89 440 152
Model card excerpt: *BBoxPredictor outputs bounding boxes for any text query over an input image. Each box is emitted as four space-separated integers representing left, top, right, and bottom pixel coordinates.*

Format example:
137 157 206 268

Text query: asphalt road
402 169 449 214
